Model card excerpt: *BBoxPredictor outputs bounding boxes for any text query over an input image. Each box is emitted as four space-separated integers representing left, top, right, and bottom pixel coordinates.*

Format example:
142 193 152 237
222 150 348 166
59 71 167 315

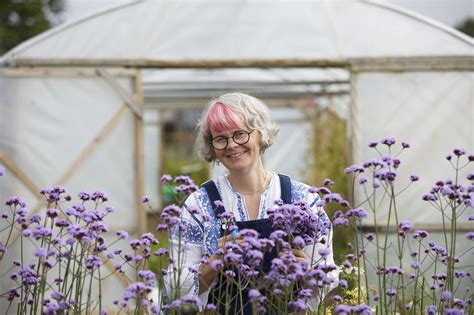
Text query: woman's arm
198 255 219 294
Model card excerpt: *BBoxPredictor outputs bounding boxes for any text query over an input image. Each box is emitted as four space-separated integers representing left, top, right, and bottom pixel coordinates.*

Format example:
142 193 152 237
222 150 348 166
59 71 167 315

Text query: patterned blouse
165 172 339 309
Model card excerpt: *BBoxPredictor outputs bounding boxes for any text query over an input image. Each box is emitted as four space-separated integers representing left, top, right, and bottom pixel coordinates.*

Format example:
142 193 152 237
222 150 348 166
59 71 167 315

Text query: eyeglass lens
211 130 252 150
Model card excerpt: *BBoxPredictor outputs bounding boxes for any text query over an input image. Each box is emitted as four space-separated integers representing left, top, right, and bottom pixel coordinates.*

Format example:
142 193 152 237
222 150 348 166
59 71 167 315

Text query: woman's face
210 128 262 173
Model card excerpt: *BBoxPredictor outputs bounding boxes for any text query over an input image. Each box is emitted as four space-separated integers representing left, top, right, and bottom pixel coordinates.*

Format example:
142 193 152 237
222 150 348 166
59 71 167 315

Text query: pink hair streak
205 102 244 133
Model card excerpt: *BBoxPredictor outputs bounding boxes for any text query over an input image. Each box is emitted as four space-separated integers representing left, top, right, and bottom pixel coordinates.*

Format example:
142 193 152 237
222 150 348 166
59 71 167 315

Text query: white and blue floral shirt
165 172 339 309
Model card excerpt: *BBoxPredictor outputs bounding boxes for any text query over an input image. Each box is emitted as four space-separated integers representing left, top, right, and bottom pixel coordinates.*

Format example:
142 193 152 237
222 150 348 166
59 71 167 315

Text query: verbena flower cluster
0 184 163 314
1 138 472 314
322 138 473 314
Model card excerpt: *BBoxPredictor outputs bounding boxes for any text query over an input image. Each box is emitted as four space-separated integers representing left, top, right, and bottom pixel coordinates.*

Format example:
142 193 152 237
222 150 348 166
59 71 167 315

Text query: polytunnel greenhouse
0 0 472 311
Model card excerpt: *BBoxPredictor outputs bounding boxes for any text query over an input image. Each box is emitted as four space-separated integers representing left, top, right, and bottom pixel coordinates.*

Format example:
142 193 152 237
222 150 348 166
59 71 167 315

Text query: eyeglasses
209 130 255 150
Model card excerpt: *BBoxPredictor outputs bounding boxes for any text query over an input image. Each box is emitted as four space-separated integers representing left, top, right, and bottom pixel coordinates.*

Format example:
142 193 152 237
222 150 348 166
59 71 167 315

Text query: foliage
0 0 64 55
310 107 353 264
455 18 474 37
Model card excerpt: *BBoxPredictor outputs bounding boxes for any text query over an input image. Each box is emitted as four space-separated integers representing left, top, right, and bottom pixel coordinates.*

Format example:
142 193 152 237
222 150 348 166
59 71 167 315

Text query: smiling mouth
227 151 246 159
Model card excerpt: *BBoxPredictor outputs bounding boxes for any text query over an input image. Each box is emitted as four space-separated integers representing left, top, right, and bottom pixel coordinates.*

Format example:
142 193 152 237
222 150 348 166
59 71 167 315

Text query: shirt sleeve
163 192 212 308
302 191 340 309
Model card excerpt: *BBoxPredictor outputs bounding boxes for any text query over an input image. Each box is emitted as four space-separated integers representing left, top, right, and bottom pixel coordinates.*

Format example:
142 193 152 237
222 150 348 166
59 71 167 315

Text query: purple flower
51 292 64 301
34 247 47 257
210 259 223 270
426 305 437 315
91 191 108 202
386 289 397 296
344 165 364 174
288 299 307 311
318 247 331 258
466 232 474 241
218 211 234 221
46 208 59 218
440 290 452 301
141 195 150 203
292 236 305 248
346 208 368 219
381 137 396 146
174 175 194 185
467 172 474 181
205 304 216 311
339 279 348 288
153 248 168 256
150 304 160 314
116 230 129 240
161 174 172 183
0 165 4 176
322 178 334 187
6 288 19 301
85 256 101 269
78 192 90 201
248 289 261 300
5 196 26 207
399 221 412 232
453 148 465 156
333 216 349 226
444 308 465 315
410 174 419 182
368 141 378 148
402 142 410 149
334 304 352 314
359 176 368 185
44 302 60 314
410 261 419 269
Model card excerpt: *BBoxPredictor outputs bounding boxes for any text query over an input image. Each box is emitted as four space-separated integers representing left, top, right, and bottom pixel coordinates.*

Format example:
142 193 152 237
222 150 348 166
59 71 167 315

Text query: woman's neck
227 165 269 195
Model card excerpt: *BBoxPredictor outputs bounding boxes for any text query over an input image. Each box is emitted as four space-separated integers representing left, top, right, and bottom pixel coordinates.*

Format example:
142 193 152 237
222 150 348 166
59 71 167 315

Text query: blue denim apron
202 174 292 315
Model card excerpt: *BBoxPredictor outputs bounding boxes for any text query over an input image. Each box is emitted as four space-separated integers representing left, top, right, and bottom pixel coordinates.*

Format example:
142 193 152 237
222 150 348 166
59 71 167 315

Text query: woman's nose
227 137 240 149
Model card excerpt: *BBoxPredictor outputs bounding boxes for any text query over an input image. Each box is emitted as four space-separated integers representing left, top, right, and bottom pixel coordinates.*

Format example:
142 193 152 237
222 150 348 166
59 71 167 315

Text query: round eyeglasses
209 130 255 150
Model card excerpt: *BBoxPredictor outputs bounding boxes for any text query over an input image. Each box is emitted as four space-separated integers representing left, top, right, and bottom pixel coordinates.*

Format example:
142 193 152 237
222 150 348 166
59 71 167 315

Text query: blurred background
0 0 472 308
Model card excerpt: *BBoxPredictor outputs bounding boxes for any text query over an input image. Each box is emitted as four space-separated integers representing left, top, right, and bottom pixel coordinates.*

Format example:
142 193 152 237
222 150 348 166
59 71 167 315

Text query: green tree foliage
455 17 474 37
0 0 64 55
309 105 352 263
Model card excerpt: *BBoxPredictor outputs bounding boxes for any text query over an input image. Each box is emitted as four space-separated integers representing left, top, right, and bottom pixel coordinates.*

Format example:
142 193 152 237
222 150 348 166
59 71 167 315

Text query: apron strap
277 173 292 204
201 180 225 216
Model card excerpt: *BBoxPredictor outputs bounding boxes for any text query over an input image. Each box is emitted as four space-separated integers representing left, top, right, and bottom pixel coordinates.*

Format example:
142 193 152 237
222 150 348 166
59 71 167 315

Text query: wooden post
134 69 147 236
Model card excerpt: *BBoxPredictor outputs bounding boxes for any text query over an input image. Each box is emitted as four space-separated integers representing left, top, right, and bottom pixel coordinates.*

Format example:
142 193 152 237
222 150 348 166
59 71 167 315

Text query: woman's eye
234 131 245 138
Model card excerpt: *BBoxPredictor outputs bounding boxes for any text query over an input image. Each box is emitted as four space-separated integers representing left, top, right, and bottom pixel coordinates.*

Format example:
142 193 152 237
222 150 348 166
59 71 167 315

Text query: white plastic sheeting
352 71 473 225
1 0 471 66
0 74 137 230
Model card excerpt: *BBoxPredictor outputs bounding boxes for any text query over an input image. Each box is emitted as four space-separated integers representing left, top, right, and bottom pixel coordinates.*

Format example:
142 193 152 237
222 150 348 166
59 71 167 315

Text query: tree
455 17 474 37
0 0 64 55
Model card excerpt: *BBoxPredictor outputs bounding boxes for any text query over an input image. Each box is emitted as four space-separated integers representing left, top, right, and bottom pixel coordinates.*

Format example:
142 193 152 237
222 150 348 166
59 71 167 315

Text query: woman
165 93 338 313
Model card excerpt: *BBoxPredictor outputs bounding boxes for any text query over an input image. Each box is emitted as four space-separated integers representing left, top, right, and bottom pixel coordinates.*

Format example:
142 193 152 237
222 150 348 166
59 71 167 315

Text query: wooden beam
0 150 41 196
0 67 136 77
97 68 143 119
5 58 350 68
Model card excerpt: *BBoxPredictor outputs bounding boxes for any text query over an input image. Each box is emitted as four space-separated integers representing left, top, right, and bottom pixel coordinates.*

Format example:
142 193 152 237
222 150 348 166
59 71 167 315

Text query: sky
62 0 473 29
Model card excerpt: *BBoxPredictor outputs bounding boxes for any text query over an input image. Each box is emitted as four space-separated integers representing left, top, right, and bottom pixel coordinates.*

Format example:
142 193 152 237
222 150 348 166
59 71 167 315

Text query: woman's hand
198 232 243 294
218 231 243 249
279 248 310 264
